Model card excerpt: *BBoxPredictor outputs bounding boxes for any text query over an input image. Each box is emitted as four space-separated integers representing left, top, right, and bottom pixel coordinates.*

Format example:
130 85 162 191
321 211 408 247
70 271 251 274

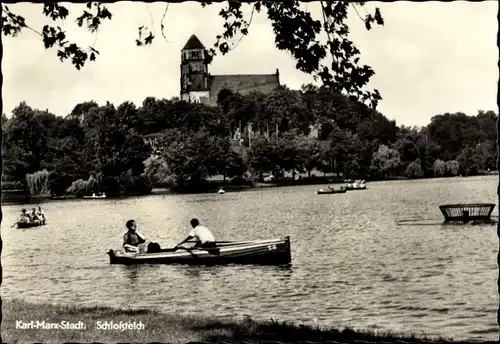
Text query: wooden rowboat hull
17 221 46 228
317 189 347 194
107 237 292 266
346 186 367 190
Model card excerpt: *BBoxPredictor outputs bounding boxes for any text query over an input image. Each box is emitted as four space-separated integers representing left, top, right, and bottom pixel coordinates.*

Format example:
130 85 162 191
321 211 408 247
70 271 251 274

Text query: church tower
180 34 209 103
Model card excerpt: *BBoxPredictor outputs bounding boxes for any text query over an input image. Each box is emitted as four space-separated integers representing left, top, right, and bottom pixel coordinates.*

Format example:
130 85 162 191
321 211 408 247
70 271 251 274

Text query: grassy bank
2 299 487 343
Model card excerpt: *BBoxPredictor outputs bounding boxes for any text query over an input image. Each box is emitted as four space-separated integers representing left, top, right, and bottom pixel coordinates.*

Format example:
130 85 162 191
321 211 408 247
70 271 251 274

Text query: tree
2 2 384 109
68 100 99 122
143 155 170 186
86 102 152 196
297 136 323 178
2 102 51 182
159 128 232 188
342 131 364 178
457 145 482 177
1 113 8 129
474 141 496 171
405 159 424 179
432 159 446 177
445 160 460 177
263 87 311 135
370 144 401 178
245 135 278 181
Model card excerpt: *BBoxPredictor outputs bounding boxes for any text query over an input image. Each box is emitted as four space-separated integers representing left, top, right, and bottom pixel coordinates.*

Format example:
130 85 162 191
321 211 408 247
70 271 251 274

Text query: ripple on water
2 176 499 341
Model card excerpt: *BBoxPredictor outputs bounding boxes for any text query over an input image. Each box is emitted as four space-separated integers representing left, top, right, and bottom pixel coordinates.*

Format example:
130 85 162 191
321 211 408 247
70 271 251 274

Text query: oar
169 246 204 260
169 245 220 256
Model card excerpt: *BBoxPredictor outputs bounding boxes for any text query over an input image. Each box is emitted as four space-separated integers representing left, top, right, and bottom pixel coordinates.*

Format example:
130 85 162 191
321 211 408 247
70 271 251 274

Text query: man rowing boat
123 219 147 253
175 218 216 249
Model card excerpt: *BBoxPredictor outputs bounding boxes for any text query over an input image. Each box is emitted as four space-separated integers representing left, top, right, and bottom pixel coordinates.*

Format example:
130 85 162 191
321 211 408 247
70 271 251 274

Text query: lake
1 176 498 340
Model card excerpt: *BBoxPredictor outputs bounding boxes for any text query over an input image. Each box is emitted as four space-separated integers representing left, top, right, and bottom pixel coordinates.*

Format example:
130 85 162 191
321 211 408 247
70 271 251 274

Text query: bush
445 160 460 176
432 159 446 177
26 169 51 196
1 180 26 191
405 159 424 179
120 170 153 196
48 172 76 196
230 172 254 186
66 176 100 197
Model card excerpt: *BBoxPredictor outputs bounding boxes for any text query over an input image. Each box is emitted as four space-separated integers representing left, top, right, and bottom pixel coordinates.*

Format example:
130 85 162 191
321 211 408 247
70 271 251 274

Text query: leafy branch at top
2 2 384 109
203 1 384 109
2 2 115 68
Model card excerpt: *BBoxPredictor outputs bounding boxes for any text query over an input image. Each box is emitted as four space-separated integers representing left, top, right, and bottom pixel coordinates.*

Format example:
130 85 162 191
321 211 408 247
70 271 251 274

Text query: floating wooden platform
397 203 498 226
439 203 496 224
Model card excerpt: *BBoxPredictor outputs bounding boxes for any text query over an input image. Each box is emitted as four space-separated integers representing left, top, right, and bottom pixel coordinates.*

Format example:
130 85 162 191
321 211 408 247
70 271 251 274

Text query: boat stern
107 249 120 264
283 236 292 264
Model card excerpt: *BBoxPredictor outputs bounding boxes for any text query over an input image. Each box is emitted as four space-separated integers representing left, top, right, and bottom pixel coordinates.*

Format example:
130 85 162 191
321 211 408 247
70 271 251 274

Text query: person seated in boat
123 219 147 253
19 209 29 223
36 206 46 224
29 208 40 223
175 218 216 249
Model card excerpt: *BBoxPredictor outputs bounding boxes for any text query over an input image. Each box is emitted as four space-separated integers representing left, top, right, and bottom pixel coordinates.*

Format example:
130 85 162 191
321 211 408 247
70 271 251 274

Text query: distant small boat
346 180 367 190
16 221 46 228
83 193 107 199
317 188 347 194
217 188 225 194
346 185 367 190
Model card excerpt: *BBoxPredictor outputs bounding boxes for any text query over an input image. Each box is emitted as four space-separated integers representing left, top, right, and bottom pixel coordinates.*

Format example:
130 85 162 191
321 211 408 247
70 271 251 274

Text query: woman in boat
175 218 216 249
19 209 29 223
123 219 147 253
36 206 46 224
29 208 40 224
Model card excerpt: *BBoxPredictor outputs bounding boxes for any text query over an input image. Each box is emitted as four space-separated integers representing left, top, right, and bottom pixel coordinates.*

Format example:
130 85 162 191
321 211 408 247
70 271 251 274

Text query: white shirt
188 225 215 243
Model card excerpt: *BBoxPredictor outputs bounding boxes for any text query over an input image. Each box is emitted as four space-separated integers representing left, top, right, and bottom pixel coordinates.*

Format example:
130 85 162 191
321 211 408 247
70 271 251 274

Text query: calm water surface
2 176 498 340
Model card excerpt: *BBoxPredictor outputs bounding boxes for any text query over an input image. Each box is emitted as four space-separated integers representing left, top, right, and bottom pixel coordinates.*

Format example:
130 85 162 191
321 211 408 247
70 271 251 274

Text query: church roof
182 34 205 50
207 73 280 105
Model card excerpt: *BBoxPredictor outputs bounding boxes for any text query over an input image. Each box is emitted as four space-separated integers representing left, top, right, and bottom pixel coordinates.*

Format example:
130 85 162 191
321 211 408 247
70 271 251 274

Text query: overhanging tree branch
2 1 384 108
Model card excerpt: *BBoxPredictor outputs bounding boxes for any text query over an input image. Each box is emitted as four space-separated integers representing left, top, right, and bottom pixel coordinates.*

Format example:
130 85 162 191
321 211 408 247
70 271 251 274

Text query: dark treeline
2 85 497 197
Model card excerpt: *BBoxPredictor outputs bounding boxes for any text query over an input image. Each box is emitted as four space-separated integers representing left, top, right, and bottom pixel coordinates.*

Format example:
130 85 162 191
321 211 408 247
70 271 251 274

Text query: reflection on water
1 175 498 340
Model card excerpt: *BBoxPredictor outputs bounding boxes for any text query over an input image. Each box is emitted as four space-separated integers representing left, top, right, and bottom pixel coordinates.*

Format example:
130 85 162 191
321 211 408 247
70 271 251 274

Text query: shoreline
2 172 498 204
2 298 484 343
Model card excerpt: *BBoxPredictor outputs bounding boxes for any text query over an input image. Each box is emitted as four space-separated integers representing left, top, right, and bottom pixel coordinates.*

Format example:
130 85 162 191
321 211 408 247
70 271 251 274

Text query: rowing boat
17 221 46 228
107 237 291 266
346 185 367 190
346 180 367 190
83 193 106 199
317 188 347 194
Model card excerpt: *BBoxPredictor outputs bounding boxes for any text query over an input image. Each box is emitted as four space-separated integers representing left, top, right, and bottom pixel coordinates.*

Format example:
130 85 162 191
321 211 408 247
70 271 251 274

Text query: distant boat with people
317 186 347 194
82 193 107 199
16 221 46 229
346 180 367 190
13 207 46 228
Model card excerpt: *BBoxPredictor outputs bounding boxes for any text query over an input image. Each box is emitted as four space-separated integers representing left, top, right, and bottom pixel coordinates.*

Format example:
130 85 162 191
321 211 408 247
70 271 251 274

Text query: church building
180 34 281 106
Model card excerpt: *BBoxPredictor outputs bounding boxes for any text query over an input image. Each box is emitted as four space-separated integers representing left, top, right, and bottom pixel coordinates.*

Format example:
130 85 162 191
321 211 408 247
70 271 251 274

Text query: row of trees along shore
2 85 497 197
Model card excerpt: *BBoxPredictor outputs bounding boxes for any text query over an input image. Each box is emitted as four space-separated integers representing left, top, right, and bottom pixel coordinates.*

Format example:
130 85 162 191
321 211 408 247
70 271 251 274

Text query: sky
2 1 498 127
